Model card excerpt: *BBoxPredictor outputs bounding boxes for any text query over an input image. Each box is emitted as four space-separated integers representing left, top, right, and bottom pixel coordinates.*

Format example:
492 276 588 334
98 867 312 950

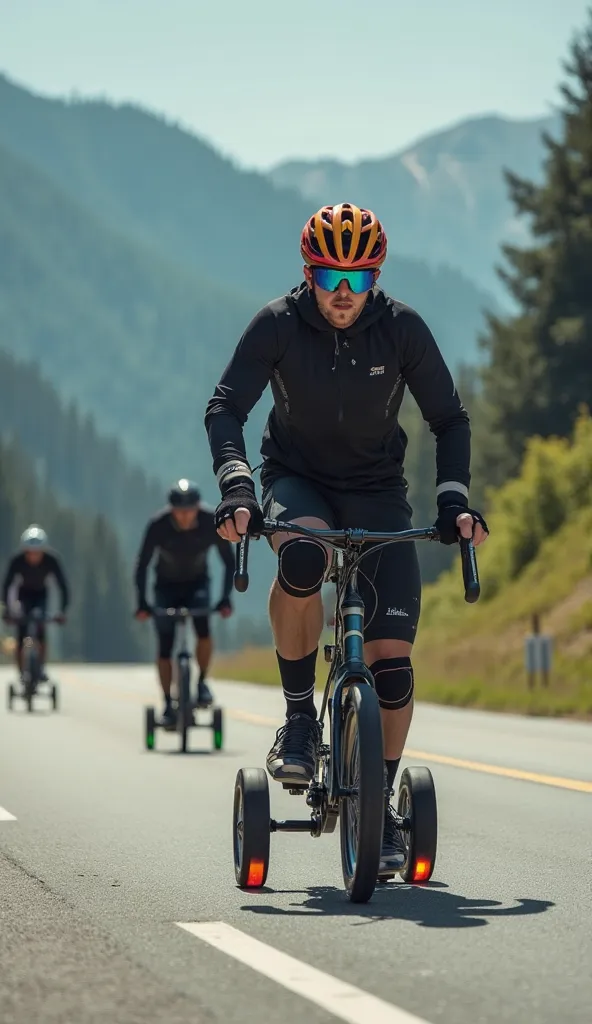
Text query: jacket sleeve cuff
436 482 469 509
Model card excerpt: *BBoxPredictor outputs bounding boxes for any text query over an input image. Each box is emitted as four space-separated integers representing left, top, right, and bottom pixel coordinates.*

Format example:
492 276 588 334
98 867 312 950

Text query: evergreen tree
478 12 592 485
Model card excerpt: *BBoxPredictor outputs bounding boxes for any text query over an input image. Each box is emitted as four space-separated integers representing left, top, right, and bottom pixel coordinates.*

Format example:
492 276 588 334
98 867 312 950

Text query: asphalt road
1 663 591 1024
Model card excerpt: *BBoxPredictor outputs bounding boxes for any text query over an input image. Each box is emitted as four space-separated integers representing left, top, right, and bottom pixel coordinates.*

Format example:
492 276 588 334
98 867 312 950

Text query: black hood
291 281 390 338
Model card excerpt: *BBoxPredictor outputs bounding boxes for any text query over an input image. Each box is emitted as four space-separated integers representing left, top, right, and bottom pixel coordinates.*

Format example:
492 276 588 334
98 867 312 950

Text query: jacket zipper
332 332 344 422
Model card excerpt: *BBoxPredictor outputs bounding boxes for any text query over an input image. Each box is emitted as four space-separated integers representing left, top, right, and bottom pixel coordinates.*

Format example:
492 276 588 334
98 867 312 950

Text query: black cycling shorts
17 590 48 645
262 475 421 645
153 580 210 658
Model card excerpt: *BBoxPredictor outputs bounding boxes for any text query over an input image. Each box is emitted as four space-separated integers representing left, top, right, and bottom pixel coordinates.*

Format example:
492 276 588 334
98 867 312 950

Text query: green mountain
0 140 258 483
0 73 494 367
269 114 559 300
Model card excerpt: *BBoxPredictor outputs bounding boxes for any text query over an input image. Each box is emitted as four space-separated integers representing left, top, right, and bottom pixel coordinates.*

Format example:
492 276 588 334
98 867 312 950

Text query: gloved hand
214 482 264 538
2 611 12 626
435 504 489 546
134 599 153 621
214 597 233 619
55 612 67 625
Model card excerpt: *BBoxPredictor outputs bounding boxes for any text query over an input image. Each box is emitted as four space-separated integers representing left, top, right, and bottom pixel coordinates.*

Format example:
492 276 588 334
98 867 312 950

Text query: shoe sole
266 760 313 786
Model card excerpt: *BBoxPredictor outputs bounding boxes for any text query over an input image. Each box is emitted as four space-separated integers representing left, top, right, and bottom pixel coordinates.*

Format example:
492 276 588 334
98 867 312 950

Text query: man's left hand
435 504 489 546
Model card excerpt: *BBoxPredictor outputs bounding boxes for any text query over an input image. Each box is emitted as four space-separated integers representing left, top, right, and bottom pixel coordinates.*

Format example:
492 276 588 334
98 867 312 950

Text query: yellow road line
57 676 592 795
404 749 592 795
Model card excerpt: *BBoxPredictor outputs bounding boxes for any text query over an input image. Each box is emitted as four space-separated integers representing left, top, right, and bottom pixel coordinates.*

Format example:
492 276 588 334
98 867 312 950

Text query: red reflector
246 859 265 887
413 858 431 882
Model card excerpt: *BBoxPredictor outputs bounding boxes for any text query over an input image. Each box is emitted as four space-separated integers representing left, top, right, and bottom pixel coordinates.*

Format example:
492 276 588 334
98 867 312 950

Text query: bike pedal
282 784 307 795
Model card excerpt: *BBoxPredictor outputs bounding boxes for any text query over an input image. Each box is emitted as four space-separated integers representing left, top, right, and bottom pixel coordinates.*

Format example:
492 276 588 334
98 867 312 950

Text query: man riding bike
134 479 234 727
1 525 69 682
205 203 488 877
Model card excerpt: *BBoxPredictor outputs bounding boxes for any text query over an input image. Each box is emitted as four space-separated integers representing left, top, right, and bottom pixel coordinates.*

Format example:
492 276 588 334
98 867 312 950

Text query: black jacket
205 283 470 499
134 506 234 605
2 552 69 610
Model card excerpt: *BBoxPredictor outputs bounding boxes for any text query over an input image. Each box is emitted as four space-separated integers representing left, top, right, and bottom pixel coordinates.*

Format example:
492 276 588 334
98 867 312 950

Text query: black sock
164 694 172 709
385 758 400 794
276 649 317 720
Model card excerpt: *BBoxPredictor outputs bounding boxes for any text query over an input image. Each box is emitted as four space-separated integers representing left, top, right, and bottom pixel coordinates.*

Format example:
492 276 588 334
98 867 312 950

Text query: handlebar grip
460 537 480 604
234 535 250 593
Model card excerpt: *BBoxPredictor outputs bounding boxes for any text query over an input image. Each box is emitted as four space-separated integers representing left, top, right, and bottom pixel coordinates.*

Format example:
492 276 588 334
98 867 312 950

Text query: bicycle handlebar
233 518 480 604
7 613 65 625
150 606 215 620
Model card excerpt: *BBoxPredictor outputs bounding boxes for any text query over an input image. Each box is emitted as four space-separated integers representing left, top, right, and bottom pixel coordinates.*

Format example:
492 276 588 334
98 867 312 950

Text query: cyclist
1 525 69 683
134 479 234 726
205 203 488 877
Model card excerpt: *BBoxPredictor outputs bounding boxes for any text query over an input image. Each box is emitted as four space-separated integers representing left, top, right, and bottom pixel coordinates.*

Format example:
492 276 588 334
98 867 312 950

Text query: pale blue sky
1 0 589 167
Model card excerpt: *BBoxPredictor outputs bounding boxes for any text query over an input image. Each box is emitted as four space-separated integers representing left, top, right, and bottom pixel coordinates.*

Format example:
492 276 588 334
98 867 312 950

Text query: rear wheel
213 707 223 751
51 683 59 712
397 766 438 883
7 684 15 711
233 768 270 888
145 707 156 750
339 682 384 903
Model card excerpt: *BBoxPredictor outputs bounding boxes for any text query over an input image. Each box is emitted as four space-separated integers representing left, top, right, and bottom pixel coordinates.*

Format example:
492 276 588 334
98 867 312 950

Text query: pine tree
479 12 592 484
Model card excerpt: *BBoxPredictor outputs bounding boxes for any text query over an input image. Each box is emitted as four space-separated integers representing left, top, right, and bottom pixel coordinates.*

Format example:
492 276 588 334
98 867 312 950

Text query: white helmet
20 525 48 551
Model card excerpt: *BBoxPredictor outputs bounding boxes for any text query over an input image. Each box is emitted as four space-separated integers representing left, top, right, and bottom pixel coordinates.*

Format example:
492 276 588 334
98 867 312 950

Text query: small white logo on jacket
386 607 409 617
369 365 385 376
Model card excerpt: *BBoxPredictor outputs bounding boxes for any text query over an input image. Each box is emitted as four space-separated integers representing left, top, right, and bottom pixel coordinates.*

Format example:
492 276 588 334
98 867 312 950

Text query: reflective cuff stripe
436 481 469 500
216 462 252 487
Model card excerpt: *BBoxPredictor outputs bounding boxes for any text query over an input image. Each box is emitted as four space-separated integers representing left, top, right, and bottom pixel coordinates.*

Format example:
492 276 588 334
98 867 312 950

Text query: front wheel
176 658 191 753
397 766 438 883
233 768 270 888
339 682 385 903
51 683 59 712
7 684 15 711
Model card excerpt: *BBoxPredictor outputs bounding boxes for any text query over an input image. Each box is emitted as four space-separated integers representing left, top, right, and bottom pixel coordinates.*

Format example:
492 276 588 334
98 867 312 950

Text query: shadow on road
240 884 555 929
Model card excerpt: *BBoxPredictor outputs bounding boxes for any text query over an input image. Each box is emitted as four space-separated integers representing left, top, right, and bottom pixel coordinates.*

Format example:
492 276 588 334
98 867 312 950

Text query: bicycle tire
24 644 39 712
177 658 191 753
339 682 384 903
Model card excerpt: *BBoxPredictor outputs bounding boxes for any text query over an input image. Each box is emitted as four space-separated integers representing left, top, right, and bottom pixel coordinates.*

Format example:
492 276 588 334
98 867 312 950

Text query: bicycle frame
235 520 480 811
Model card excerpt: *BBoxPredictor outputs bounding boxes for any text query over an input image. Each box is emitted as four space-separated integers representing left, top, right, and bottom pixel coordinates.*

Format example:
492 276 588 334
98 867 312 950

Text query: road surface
1 664 591 1024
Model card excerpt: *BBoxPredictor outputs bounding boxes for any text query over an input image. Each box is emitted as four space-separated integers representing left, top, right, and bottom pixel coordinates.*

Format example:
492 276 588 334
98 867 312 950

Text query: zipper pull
332 334 339 371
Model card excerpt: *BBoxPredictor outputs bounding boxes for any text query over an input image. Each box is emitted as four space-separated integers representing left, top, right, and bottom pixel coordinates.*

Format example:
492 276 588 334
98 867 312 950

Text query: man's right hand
134 606 152 621
214 483 264 542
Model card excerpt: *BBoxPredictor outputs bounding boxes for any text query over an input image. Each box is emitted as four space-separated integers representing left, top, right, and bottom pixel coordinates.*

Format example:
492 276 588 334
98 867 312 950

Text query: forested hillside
0 350 162 556
0 437 142 662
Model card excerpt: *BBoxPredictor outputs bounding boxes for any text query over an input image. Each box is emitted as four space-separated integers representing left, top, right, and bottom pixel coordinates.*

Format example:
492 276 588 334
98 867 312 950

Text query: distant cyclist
1 525 69 682
206 203 488 878
134 479 234 726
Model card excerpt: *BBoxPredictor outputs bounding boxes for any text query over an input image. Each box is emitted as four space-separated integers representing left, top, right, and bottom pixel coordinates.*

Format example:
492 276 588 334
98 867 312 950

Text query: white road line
0 805 17 821
177 921 430 1024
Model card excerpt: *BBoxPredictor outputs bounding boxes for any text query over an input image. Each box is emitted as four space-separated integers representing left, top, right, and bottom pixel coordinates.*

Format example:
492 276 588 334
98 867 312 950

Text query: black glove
214 597 232 614
214 482 264 535
135 598 153 616
435 504 489 546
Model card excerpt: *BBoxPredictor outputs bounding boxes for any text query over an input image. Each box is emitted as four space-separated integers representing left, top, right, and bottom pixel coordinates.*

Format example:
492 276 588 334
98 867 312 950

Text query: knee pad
370 657 414 710
277 538 328 598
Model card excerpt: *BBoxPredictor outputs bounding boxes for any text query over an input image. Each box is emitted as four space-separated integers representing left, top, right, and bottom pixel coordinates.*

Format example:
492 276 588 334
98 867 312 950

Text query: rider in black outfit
134 479 234 726
206 203 489 877
1 525 69 681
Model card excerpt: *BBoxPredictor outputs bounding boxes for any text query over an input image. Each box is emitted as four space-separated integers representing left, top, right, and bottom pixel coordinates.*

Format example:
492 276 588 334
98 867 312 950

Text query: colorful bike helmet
301 203 388 269
20 525 48 550
168 479 201 507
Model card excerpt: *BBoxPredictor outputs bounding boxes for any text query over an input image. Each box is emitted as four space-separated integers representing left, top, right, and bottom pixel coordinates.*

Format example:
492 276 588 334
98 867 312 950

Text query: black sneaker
159 704 177 730
378 804 408 878
266 713 321 785
195 678 214 707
